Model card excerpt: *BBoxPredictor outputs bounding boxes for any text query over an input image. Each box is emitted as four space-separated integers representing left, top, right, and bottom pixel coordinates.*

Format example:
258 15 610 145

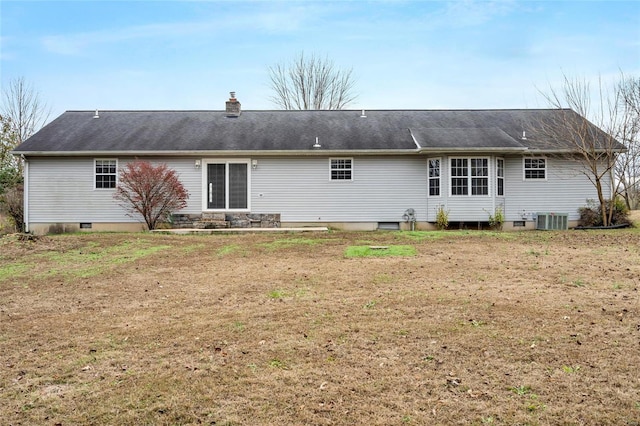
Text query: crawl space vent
378 222 400 230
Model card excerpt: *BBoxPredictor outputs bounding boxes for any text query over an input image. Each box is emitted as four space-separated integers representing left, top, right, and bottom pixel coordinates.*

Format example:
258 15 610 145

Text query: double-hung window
496 158 504 196
450 157 489 196
470 158 489 195
428 158 441 196
95 159 117 189
524 158 546 180
330 158 353 181
451 158 468 195
204 160 249 210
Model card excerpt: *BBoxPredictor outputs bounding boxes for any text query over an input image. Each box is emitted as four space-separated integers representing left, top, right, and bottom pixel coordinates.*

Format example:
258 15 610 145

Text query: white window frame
428 157 441 197
329 158 353 181
94 158 118 190
449 157 491 197
496 157 504 197
201 158 251 212
523 157 547 181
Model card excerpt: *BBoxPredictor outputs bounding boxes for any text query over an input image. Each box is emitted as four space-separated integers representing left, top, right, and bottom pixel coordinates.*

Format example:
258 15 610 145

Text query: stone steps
168 213 280 229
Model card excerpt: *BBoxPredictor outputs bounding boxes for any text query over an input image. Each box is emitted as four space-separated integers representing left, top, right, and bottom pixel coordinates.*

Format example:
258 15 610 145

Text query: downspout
491 155 496 218
22 155 29 233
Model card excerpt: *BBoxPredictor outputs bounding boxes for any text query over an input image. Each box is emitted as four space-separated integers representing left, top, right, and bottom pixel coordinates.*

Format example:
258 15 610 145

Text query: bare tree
1 77 50 172
537 74 629 226
268 52 357 110
615 75 640 209
2 77 50 143
0 114 20 192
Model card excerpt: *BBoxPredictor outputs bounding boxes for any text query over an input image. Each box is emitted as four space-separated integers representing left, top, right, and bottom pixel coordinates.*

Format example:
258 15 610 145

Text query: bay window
450 157 489 196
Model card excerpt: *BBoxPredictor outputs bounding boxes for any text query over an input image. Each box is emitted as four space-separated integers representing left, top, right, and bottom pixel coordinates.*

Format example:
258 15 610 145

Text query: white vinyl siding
24 154 611 228
26 157 201 223
504 155 609 221
251 156 426 222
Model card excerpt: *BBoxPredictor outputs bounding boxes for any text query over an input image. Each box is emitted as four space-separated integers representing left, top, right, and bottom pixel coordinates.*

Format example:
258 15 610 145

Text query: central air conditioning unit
536 212 568 230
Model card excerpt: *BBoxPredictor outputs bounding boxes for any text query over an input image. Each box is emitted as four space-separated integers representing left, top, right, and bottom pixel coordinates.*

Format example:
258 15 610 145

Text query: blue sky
1 0 639 121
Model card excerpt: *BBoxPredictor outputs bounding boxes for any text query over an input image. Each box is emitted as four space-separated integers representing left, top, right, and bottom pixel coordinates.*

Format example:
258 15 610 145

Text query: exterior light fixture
251 159 258 169
194 159 201 169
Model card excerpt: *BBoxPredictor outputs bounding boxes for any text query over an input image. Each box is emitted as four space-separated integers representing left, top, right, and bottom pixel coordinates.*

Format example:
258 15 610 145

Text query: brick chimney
225 92 241 117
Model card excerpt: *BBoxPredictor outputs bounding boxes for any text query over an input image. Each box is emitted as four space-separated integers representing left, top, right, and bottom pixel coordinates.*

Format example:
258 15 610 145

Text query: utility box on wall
536 212 568 230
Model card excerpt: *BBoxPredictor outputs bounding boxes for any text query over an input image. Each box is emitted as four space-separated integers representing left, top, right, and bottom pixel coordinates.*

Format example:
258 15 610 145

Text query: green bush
488 206 504 231
578 198 630 227
0 184 24 232
0 167 21 195
435 205 449 230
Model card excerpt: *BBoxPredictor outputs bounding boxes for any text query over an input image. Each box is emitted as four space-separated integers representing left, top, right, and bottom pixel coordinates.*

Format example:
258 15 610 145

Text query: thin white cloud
40 5 317 55
435 0 517 28
324 0 520 43
41 20 216 55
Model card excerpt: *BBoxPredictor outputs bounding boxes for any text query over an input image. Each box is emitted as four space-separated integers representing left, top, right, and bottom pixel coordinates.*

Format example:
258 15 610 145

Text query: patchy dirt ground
1 221 639 425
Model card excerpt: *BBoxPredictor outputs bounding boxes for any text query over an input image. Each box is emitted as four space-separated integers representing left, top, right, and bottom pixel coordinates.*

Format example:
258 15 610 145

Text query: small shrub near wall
0 213 12 234
435 205 449 230
488 206 504 231
579 198 631 227
0 184 24 233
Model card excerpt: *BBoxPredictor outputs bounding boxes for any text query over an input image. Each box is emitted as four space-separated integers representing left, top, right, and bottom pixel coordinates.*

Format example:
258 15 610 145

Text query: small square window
330 158 352 180
524 158 546 180
95 159 117 189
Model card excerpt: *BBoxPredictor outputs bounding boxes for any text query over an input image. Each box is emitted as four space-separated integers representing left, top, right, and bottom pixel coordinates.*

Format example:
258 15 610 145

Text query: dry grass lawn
1 219 639 425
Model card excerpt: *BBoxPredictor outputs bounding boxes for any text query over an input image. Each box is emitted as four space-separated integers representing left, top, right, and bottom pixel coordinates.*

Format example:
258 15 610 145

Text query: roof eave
526 148 627 154
417 147 529 154
16 146 621 157
13 149 422 157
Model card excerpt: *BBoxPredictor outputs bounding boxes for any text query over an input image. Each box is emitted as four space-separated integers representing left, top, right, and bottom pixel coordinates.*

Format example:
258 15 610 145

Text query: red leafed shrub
113 161 189 230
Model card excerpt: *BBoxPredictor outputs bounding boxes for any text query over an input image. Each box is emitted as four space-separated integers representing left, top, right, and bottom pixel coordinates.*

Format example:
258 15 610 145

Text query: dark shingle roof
13 108 617 154
410 127 524 149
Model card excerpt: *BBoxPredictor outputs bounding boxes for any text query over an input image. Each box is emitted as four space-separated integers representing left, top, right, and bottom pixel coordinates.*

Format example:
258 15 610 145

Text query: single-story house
12 95 621 234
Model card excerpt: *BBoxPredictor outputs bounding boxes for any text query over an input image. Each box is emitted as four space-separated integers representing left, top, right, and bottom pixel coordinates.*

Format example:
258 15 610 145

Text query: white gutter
11 149 424 157
16 146 618 159
22 155 29 233
526 148 627 154
12 146 536 157
417 147 529 154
